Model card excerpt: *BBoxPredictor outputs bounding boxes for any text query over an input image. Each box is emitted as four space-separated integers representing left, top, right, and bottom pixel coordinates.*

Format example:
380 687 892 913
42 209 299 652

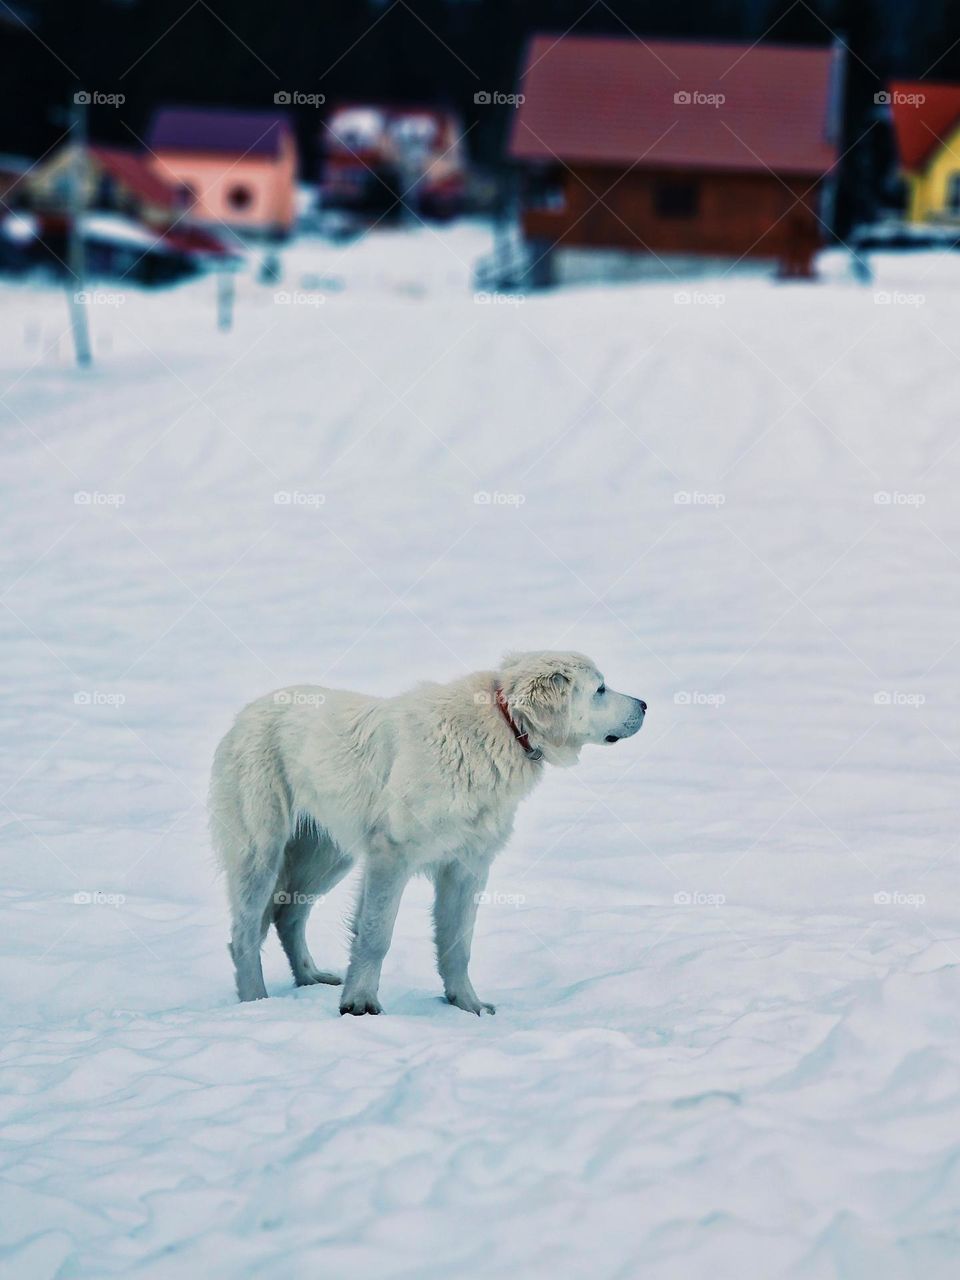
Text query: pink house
147 107 297 237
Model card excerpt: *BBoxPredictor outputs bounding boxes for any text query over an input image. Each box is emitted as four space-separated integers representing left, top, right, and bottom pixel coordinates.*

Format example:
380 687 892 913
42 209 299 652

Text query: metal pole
66 93 92 367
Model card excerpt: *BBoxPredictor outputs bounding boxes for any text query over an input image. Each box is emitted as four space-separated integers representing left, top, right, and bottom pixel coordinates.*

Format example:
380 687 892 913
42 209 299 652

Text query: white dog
209 651 645 1014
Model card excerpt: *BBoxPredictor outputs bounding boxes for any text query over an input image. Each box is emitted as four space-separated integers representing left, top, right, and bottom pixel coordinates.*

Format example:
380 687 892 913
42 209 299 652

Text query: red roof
889 81 960 172
89 146 180 209
509 35 841 175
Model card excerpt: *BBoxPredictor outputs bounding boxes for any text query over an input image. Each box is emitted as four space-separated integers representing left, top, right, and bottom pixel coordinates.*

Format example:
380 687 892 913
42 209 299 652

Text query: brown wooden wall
522 166 824 262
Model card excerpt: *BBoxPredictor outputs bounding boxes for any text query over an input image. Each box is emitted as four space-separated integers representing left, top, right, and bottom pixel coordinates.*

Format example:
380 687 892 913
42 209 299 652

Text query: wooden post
66 93 92 368
217 267 235 331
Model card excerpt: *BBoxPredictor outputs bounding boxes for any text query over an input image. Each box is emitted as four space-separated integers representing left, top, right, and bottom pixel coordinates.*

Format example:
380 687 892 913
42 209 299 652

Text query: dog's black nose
639 700 647 713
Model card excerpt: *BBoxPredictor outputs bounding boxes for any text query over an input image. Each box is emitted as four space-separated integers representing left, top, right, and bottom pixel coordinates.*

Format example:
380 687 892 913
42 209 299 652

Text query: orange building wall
150 134 296 233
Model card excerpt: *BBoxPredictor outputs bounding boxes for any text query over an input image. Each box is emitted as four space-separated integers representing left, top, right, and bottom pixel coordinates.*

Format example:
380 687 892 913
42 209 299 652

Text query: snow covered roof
324 103 459 155
509 35 841 176
1 211 36 242
81 212 159 248
327 107 387 151
80 211 230 257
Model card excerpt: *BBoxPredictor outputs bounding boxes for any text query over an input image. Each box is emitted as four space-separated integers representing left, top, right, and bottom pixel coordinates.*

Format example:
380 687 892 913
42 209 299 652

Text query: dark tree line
3 0 960 226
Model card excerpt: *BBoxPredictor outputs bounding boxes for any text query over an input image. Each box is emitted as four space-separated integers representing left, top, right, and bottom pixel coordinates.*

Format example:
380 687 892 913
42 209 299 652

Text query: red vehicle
321 104 466 220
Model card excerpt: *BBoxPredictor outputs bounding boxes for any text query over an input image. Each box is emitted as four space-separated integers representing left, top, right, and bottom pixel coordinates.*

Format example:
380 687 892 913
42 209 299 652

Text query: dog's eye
597 684 605 695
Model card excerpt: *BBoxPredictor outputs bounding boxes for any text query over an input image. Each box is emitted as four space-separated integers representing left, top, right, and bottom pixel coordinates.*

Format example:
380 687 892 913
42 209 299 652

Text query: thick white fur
209 650 645 1014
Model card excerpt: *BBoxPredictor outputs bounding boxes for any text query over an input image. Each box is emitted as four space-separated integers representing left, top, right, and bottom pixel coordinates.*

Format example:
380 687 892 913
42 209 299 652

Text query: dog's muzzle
606 698 646 743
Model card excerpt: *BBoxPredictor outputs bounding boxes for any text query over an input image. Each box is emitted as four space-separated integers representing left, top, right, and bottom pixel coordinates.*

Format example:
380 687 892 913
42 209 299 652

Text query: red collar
495 687 543 761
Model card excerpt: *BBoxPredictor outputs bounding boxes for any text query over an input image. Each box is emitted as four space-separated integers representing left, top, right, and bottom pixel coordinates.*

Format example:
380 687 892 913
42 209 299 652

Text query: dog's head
498 651 646 767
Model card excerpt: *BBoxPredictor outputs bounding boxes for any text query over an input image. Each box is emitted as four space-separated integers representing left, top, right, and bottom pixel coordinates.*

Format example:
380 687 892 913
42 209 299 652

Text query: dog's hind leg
210 722 296 1002
227 843 286 1002
275 823 354 987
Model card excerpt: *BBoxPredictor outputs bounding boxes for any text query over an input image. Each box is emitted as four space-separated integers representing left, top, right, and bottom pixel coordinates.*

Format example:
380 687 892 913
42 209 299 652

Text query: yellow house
890 81 960 222
26 143 184 226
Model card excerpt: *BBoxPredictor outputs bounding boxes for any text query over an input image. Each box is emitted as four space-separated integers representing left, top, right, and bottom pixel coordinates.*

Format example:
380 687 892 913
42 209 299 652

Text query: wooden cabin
508 35 844 280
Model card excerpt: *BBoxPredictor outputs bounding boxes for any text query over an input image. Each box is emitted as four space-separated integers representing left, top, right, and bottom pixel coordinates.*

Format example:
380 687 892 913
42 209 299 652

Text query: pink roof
509 35 840 175
889 81 960 172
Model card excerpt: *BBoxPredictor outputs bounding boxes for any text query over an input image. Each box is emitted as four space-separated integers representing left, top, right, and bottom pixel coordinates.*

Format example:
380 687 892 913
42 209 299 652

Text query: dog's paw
295 966 342 987
446 990 496 1016
339 992 383 1016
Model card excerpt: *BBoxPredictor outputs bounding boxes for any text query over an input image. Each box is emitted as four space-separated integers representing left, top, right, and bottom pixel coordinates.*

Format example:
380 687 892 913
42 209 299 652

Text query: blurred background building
1 0 960 285
507 36 842 284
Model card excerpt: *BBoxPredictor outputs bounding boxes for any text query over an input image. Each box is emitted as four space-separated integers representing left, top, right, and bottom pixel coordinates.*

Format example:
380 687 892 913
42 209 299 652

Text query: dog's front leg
340 858 408 1015
433 860 495 1015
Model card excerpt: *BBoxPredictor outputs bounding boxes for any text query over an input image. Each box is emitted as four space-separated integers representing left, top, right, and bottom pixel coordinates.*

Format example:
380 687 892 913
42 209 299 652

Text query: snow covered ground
2 224 960 1279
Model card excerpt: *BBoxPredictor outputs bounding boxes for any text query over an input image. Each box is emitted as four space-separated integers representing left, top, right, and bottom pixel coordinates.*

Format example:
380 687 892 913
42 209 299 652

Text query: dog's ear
512 669 572 740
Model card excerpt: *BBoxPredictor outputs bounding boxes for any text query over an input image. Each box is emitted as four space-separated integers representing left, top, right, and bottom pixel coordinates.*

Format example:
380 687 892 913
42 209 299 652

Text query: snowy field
2 223 960 1279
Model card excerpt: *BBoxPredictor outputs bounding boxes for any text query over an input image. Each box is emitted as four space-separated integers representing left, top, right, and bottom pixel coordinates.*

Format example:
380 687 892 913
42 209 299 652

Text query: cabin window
653 179 700 219
227 184 254 211
947 173 960 215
